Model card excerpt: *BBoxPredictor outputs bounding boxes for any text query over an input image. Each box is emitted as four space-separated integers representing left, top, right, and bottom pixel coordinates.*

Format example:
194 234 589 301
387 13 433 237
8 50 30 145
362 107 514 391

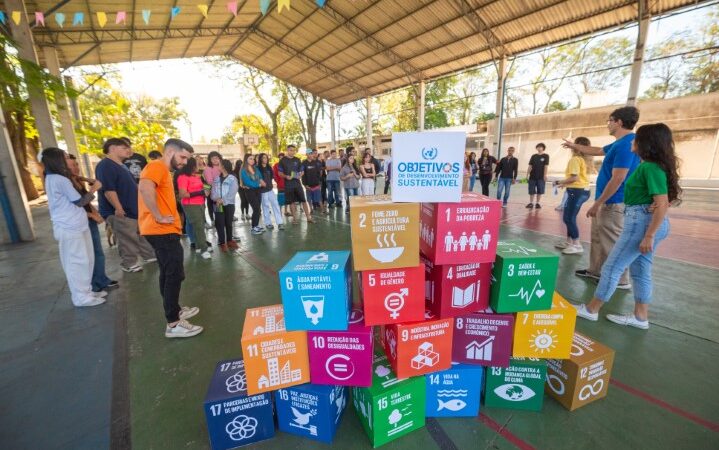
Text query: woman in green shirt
574 123 681 330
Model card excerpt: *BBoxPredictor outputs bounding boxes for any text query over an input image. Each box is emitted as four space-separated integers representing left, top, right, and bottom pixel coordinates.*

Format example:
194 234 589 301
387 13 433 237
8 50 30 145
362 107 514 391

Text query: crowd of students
41 106 680 335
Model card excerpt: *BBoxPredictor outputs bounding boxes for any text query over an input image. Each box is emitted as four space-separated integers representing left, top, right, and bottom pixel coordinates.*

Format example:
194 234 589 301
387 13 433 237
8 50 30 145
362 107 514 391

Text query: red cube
420 193 501 265
358 264 425 326
380 317 454 379
422 254 492 319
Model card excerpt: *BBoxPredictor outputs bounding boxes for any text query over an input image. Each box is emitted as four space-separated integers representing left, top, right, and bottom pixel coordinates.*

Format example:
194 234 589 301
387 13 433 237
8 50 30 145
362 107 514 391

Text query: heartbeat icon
508 280 545 305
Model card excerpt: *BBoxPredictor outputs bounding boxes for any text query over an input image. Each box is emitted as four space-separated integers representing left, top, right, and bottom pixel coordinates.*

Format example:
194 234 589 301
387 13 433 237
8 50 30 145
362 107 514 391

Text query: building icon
466 336 495 361
253 315 286 335
257 357 302 390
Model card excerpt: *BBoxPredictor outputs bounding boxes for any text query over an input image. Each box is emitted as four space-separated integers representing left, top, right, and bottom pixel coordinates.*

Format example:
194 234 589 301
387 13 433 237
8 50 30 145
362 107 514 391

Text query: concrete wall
485 93 719 181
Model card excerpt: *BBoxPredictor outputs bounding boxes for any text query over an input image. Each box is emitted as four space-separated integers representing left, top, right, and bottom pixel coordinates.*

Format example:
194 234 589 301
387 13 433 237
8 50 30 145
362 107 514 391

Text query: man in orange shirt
138 138 203 338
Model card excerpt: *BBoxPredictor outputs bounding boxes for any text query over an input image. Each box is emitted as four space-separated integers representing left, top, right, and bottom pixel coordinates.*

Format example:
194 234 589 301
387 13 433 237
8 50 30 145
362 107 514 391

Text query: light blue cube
279 251 352 331
425 363 483 417
275 383 348 443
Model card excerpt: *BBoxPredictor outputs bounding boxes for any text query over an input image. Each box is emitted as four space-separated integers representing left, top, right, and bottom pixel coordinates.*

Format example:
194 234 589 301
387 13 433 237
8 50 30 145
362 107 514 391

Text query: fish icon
437 398 467 412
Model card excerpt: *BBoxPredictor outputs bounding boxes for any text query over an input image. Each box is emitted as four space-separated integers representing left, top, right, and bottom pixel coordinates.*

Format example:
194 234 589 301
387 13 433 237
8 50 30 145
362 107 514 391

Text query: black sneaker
106 280 120 289
526 203 534 209
190 243 196 251
575 269 599 280
535 203 541 209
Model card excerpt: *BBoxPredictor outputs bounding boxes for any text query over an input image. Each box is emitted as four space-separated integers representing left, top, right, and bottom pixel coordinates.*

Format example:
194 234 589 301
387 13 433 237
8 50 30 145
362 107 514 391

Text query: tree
221 114 272 151
545 100 568 112
686 8 719 94
642 35 693 99
446 68 495 125
288 86 324 149
571 36 633 107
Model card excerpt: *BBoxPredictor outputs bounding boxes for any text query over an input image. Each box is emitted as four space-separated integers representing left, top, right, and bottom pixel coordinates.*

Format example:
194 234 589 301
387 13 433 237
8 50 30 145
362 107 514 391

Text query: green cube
484 358 547 412
490 239 558 313
351 352 426 447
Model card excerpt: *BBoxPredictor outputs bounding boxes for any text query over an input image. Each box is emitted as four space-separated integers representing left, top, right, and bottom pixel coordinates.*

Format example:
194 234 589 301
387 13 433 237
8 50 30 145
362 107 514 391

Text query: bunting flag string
96 11 107 27
115 11 126 25
278 0 291 14
35 11 45 26
198 4 209 18
73 12 84 26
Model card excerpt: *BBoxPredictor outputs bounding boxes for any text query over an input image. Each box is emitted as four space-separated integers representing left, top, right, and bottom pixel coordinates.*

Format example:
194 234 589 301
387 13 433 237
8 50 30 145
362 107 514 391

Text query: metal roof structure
27 0 703 105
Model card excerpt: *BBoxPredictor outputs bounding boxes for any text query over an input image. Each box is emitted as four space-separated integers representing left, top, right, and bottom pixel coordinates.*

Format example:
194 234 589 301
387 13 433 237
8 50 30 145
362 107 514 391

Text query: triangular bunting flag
259 0 270 16
11 11 21 25
35 11 45 26
278 0 291 14
0 12 5 25
316 0 326 7
198 4 209 17
73 12 84 26
227 1 238 16
96 11 107 27
115 11 126 24
55 12 65 27
142 9 151 25
171 6 181 18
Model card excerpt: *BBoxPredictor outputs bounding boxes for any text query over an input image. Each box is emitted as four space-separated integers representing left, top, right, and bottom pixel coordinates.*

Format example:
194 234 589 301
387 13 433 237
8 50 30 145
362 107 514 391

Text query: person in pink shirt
203 151 222 221
177 157 212 259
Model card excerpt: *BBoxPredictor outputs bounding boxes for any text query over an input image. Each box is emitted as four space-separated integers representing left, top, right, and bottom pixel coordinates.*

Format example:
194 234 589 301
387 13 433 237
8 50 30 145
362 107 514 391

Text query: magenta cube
452 309 514 368
308 321 374 387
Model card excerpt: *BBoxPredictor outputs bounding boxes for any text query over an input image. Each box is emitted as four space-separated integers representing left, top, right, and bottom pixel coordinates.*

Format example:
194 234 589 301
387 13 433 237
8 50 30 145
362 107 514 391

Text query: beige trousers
588 203 630 284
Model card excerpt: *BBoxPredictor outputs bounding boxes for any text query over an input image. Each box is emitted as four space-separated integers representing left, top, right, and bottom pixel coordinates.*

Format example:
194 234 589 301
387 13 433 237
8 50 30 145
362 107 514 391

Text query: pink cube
308 321 374 387
420 193 501 265
423 254 492 319
452 309 514 368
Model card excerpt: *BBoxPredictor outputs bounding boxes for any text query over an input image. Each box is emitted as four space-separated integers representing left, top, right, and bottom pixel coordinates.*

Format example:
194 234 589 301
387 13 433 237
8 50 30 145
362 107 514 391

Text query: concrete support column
493 56 508 158
43 46 79 159
330 104 337 150
418 80 426 131
0 104 35 243
627 0 650 106
66 77 93 177
365 97 373 152
6 0 58 149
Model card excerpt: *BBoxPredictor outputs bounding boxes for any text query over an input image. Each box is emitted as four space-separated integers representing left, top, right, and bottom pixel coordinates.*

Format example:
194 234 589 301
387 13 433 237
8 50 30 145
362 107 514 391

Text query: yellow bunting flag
278 0 291 14
11 11 22 25
198 4 209 17
96 11 107 27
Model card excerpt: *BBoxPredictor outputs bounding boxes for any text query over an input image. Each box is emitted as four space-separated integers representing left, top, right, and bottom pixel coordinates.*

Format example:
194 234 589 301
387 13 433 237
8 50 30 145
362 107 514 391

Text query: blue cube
279 251 352 331
204 359 275 449
425 363 483 417
275 383 348 443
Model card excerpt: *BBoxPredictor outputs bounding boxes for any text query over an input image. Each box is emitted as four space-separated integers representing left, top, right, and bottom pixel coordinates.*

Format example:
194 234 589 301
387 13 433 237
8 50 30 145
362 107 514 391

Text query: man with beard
138 139 203 338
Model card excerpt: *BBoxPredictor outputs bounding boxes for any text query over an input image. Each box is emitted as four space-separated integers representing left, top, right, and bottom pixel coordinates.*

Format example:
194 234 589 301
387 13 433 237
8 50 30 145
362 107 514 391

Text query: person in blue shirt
562 106 641 290
240 154 266 235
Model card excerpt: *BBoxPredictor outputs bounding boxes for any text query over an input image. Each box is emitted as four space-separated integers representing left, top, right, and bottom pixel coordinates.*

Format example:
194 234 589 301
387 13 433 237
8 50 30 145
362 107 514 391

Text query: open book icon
452 281 479 308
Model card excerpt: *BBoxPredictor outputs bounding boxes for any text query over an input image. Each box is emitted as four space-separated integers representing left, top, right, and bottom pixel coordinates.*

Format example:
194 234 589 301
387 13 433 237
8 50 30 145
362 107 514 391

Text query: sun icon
529 329 558 354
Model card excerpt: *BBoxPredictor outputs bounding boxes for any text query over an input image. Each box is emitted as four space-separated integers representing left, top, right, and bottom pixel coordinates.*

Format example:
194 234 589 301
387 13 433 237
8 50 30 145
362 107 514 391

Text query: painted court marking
478 413 536 450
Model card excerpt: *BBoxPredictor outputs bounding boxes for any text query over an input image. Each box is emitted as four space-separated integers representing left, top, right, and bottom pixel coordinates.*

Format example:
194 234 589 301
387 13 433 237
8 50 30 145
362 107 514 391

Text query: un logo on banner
421 147 438 160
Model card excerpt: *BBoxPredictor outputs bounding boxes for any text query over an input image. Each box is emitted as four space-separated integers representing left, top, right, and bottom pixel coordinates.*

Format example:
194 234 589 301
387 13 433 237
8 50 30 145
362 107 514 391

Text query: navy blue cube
425 362 483 417
275 383 348 443
204 359 275 449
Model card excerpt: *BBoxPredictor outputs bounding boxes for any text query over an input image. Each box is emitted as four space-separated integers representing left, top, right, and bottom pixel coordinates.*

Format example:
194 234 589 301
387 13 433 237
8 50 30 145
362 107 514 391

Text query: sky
66 3 707 145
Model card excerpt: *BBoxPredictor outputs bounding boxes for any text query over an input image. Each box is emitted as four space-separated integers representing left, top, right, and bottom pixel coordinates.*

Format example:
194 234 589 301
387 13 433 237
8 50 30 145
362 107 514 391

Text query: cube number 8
456 318 464 329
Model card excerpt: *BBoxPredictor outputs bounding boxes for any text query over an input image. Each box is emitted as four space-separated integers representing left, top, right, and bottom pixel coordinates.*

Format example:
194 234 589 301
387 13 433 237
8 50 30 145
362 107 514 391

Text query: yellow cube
512 293 577 359
350 195 420 271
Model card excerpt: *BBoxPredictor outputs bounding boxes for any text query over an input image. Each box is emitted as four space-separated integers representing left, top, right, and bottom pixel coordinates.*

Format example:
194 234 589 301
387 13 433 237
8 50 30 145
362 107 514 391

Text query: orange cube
350 195 420 271
241 304 310 395
512 293 577 359
380 317 454 379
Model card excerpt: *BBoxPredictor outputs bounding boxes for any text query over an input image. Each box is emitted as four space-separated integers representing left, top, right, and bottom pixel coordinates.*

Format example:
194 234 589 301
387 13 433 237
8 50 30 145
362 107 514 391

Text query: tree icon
388 409 403 427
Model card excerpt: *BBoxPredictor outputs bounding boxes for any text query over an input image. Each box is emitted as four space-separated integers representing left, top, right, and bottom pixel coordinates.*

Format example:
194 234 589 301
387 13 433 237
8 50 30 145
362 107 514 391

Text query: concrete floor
1 186 717 450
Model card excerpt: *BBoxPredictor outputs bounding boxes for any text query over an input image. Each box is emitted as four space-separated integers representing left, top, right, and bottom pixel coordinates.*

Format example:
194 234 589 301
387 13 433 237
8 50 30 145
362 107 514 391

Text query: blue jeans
562 188 590 239
469 171 477 192
344 188 358 210
496 178 512 204
89 220 113 291
327 180 341 206
594 205 670 304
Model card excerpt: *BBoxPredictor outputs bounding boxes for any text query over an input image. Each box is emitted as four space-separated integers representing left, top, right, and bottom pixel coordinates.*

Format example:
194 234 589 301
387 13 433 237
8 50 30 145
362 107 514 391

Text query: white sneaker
195 248 201 254
573 303 598 321
121 264 143 273
144 258 157 263
616 282 632 290
94 291 108 298
554 241 570 249
179 306 199 320
165 320 203 338
606 313 649 330
75 296 106 307
201 251 212 260
563 244 584 255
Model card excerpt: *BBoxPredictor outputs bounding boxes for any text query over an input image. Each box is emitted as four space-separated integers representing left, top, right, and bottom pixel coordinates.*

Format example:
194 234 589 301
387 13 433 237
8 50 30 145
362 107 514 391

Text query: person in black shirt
278 145 314 224
302 150 324 212
478 148 497 196
121 138 147 183
526 143 550 209
494 146 518 208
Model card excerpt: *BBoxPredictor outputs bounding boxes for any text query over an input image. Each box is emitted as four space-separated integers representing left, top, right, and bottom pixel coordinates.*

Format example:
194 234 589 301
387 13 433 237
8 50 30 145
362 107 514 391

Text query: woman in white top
359 153 376 196
41 148 106 307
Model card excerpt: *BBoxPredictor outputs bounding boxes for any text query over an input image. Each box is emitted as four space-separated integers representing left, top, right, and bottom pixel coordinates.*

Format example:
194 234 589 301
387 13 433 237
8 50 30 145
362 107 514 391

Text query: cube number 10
312 336 326 348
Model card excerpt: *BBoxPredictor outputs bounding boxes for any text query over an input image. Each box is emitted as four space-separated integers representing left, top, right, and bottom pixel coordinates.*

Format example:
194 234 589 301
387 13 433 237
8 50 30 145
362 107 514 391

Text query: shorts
277 190 285 206
284 185 306 204
306 186 322 205
528 179 546 195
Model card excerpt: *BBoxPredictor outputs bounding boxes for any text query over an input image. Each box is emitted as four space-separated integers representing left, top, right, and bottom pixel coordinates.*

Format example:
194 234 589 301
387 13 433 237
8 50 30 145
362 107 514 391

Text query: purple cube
308 320 374 386
452 309 514 368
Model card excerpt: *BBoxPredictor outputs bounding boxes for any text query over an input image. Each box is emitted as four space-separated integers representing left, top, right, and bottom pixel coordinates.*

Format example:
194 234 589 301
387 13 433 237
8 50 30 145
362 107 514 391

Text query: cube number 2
359 213 367 228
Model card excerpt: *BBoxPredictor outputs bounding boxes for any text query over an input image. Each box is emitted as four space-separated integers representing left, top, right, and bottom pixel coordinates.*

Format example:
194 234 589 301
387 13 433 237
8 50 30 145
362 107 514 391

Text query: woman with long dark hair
203 151 222 222
234 159 251 221
468 151 478 192
240 154 266 235
340 154 361 214
478 148 497 196
359 152 376 196
177 157 212 259
211 159 240 251
257 153 285 230
575 123 681 330
41 147 105 307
